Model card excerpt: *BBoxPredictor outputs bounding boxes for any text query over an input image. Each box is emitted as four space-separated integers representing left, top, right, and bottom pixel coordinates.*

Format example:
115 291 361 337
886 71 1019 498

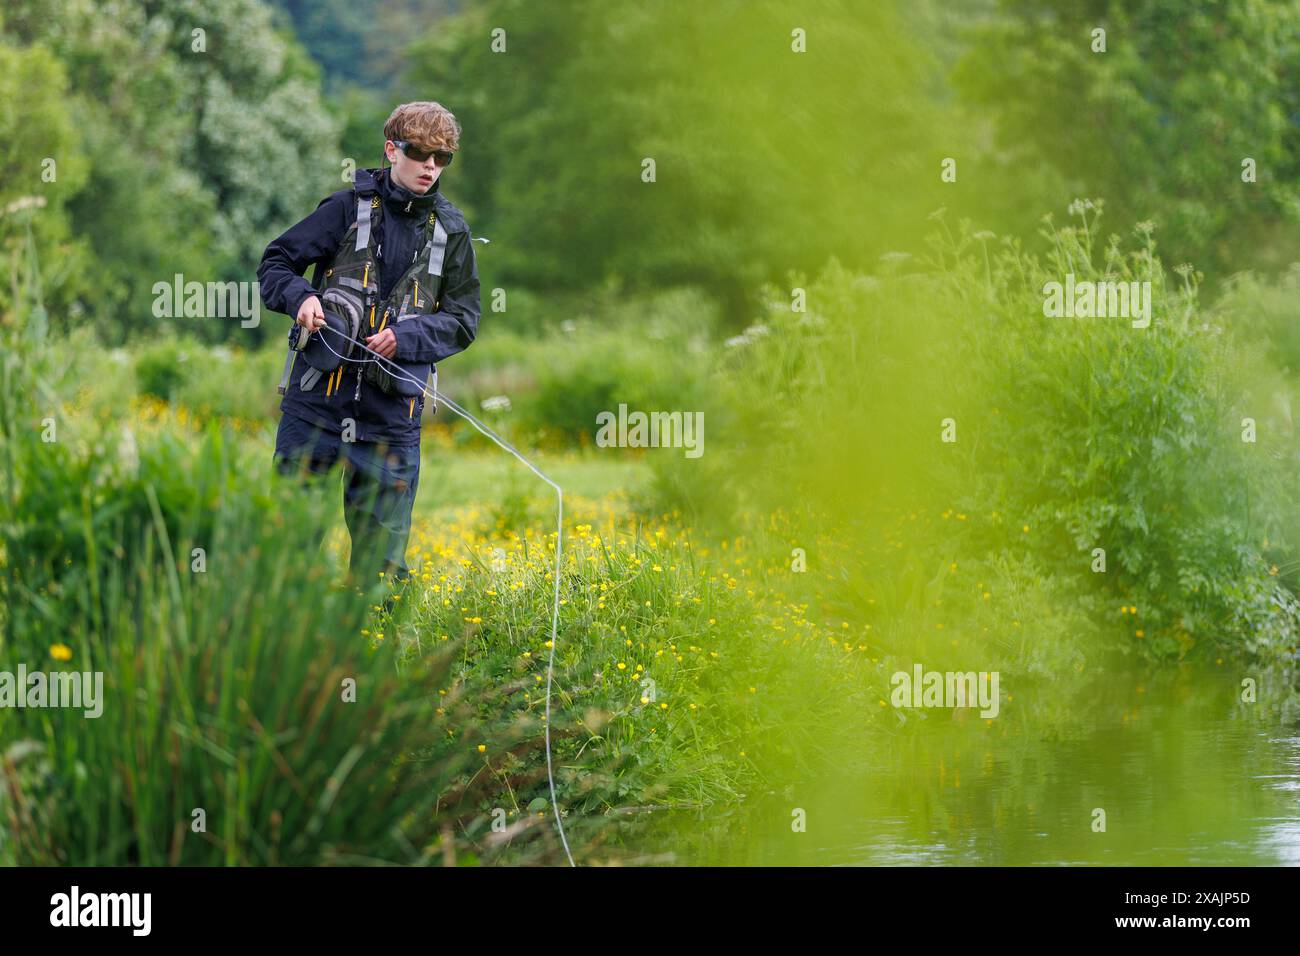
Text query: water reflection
640 668 1300 865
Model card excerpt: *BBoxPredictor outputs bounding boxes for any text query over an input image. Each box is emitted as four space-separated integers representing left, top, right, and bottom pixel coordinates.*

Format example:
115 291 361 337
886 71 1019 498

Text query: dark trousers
272 414 422 585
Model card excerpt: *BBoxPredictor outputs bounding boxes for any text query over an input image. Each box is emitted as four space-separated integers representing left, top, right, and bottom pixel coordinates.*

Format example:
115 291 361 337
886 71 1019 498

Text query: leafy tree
266 0 458 92
953 0 1300 280
0 34 90 322
405 0 946 326
2 0 340 341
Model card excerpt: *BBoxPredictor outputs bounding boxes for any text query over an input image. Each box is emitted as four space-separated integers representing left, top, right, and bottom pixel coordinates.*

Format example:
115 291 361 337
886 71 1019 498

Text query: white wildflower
1 196 46 217
118 426 139 476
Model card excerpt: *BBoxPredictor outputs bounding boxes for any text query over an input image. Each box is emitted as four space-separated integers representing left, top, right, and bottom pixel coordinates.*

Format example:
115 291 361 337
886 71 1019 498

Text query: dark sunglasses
392 140 454 166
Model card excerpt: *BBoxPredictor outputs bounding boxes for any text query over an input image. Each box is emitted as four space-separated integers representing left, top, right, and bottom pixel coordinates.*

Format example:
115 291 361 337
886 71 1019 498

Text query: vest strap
426 218 449 276
277 350 296 395
355 195 375 252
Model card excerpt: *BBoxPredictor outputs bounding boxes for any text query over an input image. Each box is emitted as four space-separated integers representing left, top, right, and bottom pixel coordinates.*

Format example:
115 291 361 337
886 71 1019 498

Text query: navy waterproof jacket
257 166 480 444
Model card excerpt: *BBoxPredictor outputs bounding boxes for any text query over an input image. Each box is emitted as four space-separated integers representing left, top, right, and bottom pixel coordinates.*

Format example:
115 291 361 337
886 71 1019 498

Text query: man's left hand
366 328 397 359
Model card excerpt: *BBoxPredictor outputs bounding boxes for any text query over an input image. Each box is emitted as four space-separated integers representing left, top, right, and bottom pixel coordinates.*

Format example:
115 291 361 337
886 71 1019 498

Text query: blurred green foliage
7 0 1300 341
658 205 1300 669
953 0 1300 282
408 0 946 326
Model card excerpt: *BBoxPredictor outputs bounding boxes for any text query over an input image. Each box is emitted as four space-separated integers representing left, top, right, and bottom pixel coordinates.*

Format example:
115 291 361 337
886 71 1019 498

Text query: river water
642 666 1300 865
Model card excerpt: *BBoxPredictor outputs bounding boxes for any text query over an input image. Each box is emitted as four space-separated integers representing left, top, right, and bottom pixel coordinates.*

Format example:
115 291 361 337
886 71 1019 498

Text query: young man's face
384 140 447 194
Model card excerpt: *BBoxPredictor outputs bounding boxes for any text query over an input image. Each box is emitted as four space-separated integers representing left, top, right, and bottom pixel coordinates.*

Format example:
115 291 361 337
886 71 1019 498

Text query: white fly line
312 325 575 866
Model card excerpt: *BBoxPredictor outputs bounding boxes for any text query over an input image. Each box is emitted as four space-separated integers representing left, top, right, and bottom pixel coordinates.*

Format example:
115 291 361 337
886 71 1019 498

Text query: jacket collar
354 167 441 219
379 166 440 219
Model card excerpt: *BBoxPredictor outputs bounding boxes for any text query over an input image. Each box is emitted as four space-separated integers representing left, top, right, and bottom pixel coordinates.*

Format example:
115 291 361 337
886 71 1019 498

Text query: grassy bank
0 300 836 864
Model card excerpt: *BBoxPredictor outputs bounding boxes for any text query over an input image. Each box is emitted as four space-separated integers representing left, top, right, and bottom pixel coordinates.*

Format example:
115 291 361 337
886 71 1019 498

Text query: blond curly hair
383 101 461 153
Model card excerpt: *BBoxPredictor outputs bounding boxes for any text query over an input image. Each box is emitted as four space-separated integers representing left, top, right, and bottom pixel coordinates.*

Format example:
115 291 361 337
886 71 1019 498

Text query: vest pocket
361 340 430 398
388 308 429 396
387 360 431 398
364 361 430 398
299 287 363 375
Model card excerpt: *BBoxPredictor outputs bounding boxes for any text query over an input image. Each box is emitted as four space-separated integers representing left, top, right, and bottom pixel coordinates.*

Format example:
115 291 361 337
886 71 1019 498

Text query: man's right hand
296 295 325 332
